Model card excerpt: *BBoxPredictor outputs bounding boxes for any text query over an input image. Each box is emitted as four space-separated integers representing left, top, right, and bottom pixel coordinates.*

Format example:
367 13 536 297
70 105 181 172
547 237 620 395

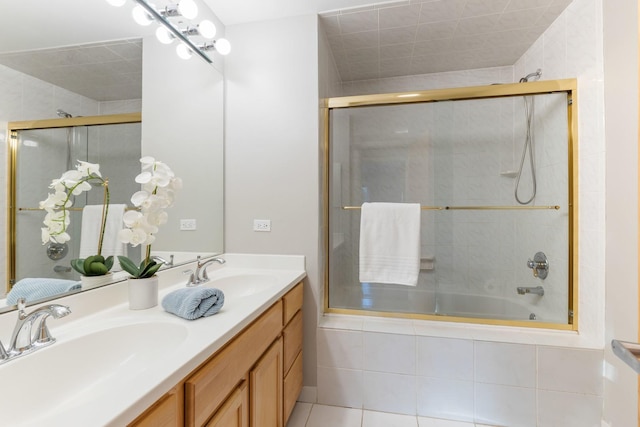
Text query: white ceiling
0 0 574 101
319 0 574 81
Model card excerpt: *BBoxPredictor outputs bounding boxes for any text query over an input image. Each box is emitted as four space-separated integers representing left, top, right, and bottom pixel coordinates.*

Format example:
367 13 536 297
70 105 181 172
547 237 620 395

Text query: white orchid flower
77 160 101 177
39 160 108 247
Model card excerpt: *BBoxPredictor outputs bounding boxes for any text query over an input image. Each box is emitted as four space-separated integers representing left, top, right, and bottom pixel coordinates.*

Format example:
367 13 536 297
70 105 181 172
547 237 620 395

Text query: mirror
0 0 225 312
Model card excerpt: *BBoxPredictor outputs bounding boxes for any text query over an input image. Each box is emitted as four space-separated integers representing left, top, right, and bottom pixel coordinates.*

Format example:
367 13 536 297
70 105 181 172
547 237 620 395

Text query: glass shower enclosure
325 80 578 330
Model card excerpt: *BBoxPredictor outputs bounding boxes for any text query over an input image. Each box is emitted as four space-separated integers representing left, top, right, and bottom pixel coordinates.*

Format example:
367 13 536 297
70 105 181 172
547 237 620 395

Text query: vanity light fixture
105 0 230 64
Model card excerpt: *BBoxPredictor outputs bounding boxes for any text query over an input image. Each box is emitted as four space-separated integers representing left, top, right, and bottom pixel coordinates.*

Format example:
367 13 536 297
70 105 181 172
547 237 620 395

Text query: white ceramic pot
128 276 159 310
81 272 113 289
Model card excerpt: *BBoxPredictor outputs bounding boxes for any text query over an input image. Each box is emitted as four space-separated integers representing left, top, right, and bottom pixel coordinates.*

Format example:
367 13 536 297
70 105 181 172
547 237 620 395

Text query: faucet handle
16 298 27 320
183 269 197 287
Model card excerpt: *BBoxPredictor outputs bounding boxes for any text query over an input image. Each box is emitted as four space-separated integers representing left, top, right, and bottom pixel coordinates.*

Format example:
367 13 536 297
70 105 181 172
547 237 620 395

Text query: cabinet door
206 382 249 427
129 387 183 427
250 337 283 427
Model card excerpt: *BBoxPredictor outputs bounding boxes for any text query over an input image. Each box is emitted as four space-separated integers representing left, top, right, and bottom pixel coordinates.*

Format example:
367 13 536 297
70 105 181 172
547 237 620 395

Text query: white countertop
0 253 306 427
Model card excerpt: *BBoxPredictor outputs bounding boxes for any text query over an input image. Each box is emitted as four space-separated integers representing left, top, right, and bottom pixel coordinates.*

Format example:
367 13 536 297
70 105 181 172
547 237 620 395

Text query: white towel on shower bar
79 204 127 270
359 202 421 286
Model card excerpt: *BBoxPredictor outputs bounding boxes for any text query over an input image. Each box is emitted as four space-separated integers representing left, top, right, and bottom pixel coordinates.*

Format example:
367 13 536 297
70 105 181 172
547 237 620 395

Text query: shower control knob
527 251 549 280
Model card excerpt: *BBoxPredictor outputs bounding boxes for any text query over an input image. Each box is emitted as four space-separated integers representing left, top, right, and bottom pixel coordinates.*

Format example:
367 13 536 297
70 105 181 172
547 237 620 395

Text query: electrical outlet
253 219 271 232
180 219 197 230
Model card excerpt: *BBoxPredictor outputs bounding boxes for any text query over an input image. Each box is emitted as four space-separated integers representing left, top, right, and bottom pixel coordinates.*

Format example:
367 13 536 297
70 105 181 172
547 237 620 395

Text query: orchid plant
117 156 182 279
40 161 114 276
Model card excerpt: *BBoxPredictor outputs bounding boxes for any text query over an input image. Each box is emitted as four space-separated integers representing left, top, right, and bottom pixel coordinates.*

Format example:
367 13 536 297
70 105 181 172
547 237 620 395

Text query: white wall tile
474 383 536 427
474 341 536 387
364 371 417 414
317 328 364 369
538 347 604 395
364 332 416 374
416 377 474 422
317 366 363 408
416 336 473 380
538 390 602 427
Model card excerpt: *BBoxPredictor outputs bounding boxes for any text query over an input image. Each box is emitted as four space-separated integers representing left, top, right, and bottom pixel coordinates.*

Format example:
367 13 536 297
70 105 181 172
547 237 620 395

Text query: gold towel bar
17 206 138 212
342 205 561 211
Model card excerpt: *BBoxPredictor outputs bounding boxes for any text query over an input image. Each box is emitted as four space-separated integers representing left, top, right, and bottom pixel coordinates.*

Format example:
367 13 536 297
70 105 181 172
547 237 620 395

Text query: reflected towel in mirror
6 278 81 305
79 204 128 270
162 287 225 320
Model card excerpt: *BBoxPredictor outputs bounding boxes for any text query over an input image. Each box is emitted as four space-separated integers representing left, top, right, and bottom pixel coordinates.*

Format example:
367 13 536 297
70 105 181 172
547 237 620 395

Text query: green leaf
104 256 114 271
118 256 141 277
139 260 159 278
70 258 86 275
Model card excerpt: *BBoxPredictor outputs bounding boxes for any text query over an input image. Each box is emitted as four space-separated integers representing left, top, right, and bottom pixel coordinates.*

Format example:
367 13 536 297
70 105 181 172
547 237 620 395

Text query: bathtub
434 291 536 321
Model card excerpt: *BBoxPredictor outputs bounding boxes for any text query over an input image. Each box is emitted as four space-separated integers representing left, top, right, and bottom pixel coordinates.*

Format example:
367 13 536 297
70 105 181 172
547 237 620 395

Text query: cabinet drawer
185 301 283 427
283 310 303 375
283 282 303 325
283 351 303 424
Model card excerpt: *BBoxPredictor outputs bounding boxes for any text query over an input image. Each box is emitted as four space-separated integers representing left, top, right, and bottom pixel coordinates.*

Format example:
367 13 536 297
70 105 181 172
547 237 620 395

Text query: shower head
519 69 542 83
56 109 73 118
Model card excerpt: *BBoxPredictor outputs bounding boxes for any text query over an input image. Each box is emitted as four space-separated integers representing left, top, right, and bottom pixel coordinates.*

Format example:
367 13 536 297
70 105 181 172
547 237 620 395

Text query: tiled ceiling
0 39 142 102
319 0 574 81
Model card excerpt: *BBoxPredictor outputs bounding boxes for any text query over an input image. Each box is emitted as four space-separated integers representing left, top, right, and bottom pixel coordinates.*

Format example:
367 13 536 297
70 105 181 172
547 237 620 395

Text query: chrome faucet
0 298 71 364
151 254 174 267
188 256 225 285
517 286 544 296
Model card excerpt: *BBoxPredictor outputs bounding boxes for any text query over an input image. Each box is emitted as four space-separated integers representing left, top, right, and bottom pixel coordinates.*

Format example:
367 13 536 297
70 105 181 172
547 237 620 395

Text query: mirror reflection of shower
57 109 74 170
515 69 542 205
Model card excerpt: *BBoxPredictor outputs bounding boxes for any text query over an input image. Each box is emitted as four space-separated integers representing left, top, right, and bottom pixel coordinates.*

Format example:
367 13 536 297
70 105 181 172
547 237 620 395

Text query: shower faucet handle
527 252 549 280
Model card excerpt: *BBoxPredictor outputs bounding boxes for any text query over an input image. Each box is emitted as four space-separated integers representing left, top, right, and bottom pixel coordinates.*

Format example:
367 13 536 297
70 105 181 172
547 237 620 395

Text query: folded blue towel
162 287 225 320
6 278 82 305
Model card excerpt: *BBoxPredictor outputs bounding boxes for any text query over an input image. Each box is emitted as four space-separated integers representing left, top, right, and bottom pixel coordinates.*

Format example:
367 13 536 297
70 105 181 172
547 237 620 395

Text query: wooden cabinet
282 286 303 424
185 302 283 427
250 337 283 427
129 282 303 427
205 382 249 427
129 386 184 427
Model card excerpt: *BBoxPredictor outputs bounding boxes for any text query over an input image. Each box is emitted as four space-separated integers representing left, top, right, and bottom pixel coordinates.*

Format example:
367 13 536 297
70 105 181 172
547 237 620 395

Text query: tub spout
517 286 544 296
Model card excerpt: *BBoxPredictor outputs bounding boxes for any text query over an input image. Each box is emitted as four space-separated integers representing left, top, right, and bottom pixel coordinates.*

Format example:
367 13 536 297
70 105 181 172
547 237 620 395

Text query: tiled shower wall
0 63 141 296
318 0 605 424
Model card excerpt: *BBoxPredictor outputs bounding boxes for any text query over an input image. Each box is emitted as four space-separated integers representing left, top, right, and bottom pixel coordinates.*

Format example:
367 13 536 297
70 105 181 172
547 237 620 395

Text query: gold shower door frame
322 79 578 331
5 112 141 293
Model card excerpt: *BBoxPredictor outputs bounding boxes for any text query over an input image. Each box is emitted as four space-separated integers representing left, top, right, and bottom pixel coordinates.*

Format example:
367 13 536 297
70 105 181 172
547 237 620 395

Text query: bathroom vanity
130 281 304 427
0 254 305 427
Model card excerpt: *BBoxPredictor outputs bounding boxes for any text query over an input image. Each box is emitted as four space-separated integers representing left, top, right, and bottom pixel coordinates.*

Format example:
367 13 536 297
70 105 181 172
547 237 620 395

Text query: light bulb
176 43 193 60
132 5 154 26
106 0 126 6
178 0 198 19
156 26 174 44
215 38 231 55
198 20 216 39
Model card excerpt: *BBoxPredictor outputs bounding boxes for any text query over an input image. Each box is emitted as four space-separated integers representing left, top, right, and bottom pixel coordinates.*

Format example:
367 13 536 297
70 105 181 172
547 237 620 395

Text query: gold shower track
342 205 561 211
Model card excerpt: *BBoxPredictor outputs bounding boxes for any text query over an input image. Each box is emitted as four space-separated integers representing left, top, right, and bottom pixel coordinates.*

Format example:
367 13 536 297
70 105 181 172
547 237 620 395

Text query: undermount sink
1 321 188 425
205 273 279 297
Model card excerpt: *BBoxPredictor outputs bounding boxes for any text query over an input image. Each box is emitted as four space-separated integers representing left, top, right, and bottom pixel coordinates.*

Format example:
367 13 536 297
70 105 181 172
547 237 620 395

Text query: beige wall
603 0 639 424
224 14 321 386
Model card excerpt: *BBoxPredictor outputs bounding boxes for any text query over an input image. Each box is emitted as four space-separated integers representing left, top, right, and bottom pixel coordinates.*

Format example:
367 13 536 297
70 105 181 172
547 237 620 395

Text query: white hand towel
79 204 128 270
359 202 421 286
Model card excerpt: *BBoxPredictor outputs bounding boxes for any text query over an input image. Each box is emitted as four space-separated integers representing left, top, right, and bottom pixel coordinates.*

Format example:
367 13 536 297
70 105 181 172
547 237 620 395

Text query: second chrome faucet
185 256 226 286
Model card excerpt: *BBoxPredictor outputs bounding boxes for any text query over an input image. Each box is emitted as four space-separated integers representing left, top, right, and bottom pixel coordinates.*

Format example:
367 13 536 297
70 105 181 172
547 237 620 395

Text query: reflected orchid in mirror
118 157 181 279
40 161 114 276
40 161 105 245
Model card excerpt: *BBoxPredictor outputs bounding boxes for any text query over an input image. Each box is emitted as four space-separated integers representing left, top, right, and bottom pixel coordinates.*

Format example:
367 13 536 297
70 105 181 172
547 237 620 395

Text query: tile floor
286 403 499 427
